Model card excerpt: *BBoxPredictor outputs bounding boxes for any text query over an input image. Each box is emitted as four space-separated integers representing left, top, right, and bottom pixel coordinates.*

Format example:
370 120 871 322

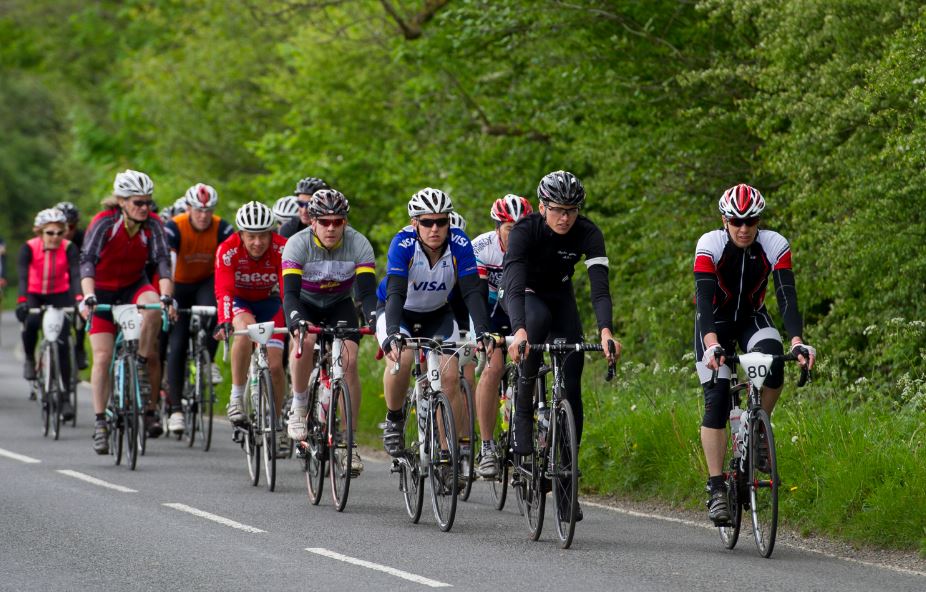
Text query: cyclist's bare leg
289 333 316 393
701 426 727 477
341 340 361 430
440 354 463 442
90 333 114 414
268 345 285 416
476 347 504 442
760 385 782 416
382 349 413 412
231 313 257 385
136 290 161 407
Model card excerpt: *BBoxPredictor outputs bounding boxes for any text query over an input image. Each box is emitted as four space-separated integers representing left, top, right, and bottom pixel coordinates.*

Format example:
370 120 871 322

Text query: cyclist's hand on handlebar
703 343 725 370
160 294 178 321
508 328 528 363
79 294 97 320
288 318 308 339
600 329 621 361
15 302 29 323
213 321 232 341
382 333 404 363
476 331 501 355
791 341 816 370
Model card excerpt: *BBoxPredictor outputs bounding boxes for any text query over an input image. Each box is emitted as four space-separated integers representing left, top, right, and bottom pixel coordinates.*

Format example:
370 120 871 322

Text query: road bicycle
228 321 288 492
296 321 374 512
455 334 477 502
92 303 167 470
174 306 217 451
27 305 77 440
712 347 811 558
488 358 520 512
510 338 616 549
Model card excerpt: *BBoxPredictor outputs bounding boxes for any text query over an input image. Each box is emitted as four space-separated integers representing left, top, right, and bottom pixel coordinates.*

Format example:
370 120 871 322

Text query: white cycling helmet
172 196 190 212
113 169 154 197
718 184 766 219
235 201 275 232
160 204 182 223
449 211 467 231
272 195 299 222
407 187 453 217
34 208 68 228
185 183 218 210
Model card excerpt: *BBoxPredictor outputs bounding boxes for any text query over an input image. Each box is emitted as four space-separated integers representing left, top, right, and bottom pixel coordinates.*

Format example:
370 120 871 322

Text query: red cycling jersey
79 208 171 291
214 232 287 324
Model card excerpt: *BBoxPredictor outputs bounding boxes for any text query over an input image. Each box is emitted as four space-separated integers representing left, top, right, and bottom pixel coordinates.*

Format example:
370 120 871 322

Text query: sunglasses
131 200 154 208
727 217 760 228
297 201 311 208
418 217 450 228
544 204 580 218
315 218 345 228
43 230 65 237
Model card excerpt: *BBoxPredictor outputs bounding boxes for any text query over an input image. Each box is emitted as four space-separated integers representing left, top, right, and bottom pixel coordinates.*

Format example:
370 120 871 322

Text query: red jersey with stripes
214 232 287 324
79 209 171 291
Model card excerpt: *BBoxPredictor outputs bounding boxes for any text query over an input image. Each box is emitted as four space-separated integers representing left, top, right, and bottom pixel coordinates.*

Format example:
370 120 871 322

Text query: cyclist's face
65 223 78 240
723 216 759 248
241 230 271 258
413 214 450 250
497 222 515 250
121 195 154 223
39 223 66 249
296 194 314 225
189 208 214 231
311 215 346 248
540 201 579 235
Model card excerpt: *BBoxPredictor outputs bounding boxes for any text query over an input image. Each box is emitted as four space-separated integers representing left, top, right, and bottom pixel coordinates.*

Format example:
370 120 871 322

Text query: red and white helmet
185 183 218 210
718 184 765 219
490 194 533 224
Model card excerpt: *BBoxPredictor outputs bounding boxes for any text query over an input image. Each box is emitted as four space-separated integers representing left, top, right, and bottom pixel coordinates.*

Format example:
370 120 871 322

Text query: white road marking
306 547 452 588
163 503 266 533
0 447 42 464
56 469 137 492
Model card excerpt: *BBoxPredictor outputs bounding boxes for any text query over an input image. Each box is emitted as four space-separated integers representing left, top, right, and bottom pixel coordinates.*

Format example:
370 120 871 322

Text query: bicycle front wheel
401 392 425 523
304 373 326 505
428 391 458 532
124 355 140 471
458 377 475 502
48 347 62 440
749 409 778 557
551 399 579 549
38 349 50 437
183 356 198 448
259 368 277 492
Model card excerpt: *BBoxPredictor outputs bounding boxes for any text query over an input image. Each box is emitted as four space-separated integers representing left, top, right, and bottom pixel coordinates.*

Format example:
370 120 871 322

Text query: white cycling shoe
287 406 308 441
167 411 186 434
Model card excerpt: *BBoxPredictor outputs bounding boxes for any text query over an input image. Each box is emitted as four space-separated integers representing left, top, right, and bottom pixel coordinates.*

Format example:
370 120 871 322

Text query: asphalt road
0 311 923 591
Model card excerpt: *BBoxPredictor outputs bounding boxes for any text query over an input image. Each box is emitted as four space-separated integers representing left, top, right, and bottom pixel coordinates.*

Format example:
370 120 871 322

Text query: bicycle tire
718 426 744 549
551 399 579 549
125 355 140 471
428 391 458 532
183 356 198 448
198 346 214 451
491 366 516 512
69 333 78 427
259 368 277 492
38 349 49 437
749 409 778 558
329 380 353 511
244 374 260 486
401 392 425 523
110 360 123 465
304 371 326 505
49 346 62 440
458 376 476 502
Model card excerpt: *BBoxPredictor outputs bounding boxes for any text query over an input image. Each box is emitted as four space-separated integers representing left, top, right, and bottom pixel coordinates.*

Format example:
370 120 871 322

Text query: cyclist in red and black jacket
693 183 816 524
79 170 174 455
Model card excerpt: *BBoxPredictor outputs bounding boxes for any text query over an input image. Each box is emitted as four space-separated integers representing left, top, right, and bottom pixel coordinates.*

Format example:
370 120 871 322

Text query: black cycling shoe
75 348 89 371
23 360 37 381
59 399 75 421
707 488 731 524
93 420 109 455
145 411 163 438
558 499 583 523
755 433 771 473
380 418 405 457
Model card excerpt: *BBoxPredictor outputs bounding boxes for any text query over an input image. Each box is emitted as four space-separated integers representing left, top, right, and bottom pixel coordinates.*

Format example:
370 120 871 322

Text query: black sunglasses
131 199 154 208
727 217 760 228
296 201 311 208
43 230 65 237
418 217 450 228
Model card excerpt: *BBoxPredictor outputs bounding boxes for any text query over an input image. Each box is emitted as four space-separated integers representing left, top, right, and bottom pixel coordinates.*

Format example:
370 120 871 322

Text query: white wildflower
863 324 878 336
791 435 798 444
630 404 637 412
855 376 868 385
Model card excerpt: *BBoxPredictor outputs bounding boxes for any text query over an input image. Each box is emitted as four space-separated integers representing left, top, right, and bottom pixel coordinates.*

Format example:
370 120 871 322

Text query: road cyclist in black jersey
501 170 621 523
278 176 329 239
693 183 817 525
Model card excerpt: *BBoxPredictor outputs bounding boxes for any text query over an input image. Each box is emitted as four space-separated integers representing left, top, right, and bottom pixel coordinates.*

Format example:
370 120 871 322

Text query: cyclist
282 189 377 474
279 177 329 239
272 195 300 230
56 201 89 370
471 194 533 477
79 170 174 454
377 188 492 461
162 183 233 434
693 183 816 524
213 201 289 456
503 171 620 522
15 209 81 418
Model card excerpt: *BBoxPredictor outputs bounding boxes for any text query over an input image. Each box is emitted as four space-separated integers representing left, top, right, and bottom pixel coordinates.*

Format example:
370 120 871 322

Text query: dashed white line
306 548 452 588
56 469 137 492
163 503 266 533
0 447 42 464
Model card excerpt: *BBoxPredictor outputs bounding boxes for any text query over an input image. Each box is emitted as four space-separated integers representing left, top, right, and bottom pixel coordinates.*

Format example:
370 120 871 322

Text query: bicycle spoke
328 381 353 511
304 374 326 505
551 400 579 548
259 369 277 492
428 392 458 532
749 409 778 557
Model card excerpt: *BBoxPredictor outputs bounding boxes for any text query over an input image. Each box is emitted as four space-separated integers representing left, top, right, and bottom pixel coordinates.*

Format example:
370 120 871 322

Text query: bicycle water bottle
418 395 429 432
502 385 513 427
537 408 551 448
317 381 331 423
729 406 743 458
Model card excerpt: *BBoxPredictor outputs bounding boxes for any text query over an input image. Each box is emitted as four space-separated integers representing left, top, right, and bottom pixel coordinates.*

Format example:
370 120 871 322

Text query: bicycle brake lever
797 367 811 387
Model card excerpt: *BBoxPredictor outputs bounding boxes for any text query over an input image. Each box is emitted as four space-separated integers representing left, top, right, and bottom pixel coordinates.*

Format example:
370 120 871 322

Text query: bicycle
509 338 616 549
488 358 519 512
295 321 374 512
387 337 480 532
175 306 217 451
713 348 810 558
227 321 288 492
92 303 167 470
456 335 477 502
26 305 77 440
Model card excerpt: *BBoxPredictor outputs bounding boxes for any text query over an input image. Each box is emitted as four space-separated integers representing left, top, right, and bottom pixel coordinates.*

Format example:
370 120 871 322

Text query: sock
291 389 308 411
386 408 404 422
708 475 725 492
230 384 245 401
482 439 494 452
95 413 106 422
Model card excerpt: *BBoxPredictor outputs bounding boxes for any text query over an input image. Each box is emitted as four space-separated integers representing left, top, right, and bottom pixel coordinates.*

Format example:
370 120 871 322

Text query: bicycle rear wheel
183 356 197 448
718 431 744 549
428 391 458 532
304 373 326 505
551 399 579 549
458 377 476 502
259 368 277 492
749 409 778 557
328 380 353 511
400 392 424 522
524 446 547 541
198 347 214 451
125 355 140 471
491 422 510 511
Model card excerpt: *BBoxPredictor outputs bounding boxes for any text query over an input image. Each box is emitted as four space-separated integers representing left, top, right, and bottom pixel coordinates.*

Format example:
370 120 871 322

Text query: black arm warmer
384 274 408 336
67 243 81 298
282 274 304 327
587 264 613 333
356 273 378 324
18 243 31 298
458 273 490 335
772 268 803 339
694 271 718 335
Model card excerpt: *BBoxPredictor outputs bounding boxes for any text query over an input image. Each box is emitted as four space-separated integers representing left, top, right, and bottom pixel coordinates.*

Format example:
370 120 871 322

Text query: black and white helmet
272 195 299 222
55 201 80 224
449 211 467 230
34 208 68 228
537 170 585 207
407 188 453 217
235 201 275 232
184 183 218 210
309 189 350 217
113 169 154 197
295 176 329 196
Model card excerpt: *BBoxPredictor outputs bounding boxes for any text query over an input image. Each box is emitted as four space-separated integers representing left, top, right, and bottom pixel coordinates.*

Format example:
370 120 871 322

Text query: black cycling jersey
501 213 613 334
279 218 307 239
